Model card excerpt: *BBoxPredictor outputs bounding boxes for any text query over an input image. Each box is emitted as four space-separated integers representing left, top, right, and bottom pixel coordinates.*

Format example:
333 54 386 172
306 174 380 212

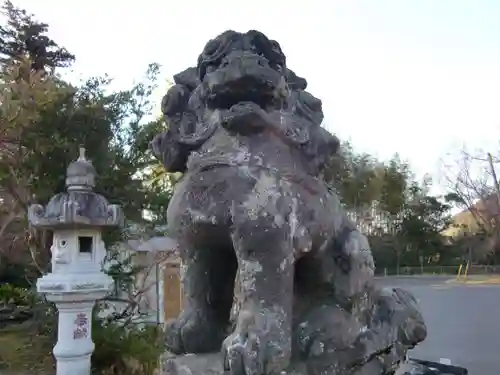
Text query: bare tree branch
441 146 500 259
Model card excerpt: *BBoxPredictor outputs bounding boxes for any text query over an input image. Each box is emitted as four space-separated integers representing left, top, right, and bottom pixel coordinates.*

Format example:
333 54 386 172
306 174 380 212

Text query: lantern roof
28 147 124 229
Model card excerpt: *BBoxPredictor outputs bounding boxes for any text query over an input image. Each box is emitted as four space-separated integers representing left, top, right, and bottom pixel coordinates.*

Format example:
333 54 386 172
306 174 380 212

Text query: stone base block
160 353 468 375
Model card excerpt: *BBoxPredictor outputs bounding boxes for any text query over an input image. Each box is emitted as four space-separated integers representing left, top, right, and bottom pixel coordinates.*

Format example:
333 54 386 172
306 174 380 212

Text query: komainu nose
222 51 270 70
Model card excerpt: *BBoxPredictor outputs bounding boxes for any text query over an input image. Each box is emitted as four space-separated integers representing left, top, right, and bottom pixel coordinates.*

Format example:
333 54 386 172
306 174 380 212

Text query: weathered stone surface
152 30 427 375
394 359 468 375
160 354 467 375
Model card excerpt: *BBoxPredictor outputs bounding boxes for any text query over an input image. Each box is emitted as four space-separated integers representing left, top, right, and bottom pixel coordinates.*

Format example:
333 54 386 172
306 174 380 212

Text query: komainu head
197 30 288 120
151 30 340 175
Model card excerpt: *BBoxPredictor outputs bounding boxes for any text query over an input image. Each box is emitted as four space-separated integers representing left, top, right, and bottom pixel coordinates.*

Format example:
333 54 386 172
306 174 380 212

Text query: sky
10 0 500 193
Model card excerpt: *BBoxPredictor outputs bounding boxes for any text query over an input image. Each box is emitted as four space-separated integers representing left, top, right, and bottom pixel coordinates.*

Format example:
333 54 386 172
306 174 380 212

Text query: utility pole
487 152 500 204
487 152 500 223
487 152 500 261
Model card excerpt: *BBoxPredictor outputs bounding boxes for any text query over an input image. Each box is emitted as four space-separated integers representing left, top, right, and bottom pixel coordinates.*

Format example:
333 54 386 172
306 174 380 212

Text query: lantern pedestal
38 271 114 375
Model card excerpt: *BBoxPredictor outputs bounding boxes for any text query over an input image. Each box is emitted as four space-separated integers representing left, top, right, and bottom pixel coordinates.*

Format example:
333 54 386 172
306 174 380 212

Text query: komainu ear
173 67 199 91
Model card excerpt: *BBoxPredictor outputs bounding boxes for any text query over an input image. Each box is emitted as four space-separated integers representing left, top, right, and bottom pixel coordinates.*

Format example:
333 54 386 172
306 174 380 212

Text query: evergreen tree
0 1 169 275
0 0 74 71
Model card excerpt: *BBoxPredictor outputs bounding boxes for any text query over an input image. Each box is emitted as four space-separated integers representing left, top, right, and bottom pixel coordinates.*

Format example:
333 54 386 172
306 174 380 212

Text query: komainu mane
152 30 426 375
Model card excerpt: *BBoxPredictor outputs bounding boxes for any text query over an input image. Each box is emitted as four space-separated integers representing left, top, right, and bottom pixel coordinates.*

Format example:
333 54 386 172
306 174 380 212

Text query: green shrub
0 283 34 306
92 318 165 375
0 283 166 375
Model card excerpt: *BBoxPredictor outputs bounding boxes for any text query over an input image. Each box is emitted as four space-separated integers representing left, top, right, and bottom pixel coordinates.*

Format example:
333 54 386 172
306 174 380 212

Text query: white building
101 235 183 325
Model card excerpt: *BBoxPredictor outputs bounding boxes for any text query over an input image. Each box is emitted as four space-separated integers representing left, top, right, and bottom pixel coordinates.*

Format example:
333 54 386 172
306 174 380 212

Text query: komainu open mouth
207 90 276 111
205 72 281 111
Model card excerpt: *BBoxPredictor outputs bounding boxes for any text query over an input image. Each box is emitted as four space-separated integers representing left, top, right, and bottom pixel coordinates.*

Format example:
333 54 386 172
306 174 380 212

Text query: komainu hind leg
331 228 376 322
292 287 427 374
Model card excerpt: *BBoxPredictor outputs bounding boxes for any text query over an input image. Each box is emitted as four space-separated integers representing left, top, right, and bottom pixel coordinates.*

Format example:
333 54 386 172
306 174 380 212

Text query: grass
0 323 54 375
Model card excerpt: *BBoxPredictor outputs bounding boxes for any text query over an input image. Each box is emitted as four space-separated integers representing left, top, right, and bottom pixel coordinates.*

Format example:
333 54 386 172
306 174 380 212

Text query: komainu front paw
165 310 227 354
222 309 291 375
223 328 266 375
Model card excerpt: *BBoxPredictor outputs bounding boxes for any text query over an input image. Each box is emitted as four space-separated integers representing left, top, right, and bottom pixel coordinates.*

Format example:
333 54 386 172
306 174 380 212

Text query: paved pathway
378 276 500 375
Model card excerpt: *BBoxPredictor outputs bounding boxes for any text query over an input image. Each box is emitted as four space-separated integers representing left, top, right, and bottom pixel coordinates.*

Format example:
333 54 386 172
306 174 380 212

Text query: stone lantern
28 147 124 375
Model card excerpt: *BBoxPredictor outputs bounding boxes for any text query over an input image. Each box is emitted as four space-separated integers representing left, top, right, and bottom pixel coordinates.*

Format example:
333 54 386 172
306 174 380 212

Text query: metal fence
375 265 500 276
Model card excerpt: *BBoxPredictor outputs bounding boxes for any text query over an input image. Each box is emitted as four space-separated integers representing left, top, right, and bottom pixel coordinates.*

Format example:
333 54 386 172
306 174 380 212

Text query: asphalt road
377 276 500 375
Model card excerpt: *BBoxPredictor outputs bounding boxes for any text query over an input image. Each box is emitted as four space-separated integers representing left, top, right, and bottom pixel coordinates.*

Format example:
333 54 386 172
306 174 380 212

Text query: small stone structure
28 147 123 375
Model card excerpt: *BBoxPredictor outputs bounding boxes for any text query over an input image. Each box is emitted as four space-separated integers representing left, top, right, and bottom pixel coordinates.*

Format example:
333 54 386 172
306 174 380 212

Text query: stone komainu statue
151 30 427 375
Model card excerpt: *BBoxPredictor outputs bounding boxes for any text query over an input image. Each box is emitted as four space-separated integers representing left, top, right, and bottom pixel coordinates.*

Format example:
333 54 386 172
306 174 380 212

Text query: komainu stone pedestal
160 353 315 375
160 354 468 375
161 353 222 375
